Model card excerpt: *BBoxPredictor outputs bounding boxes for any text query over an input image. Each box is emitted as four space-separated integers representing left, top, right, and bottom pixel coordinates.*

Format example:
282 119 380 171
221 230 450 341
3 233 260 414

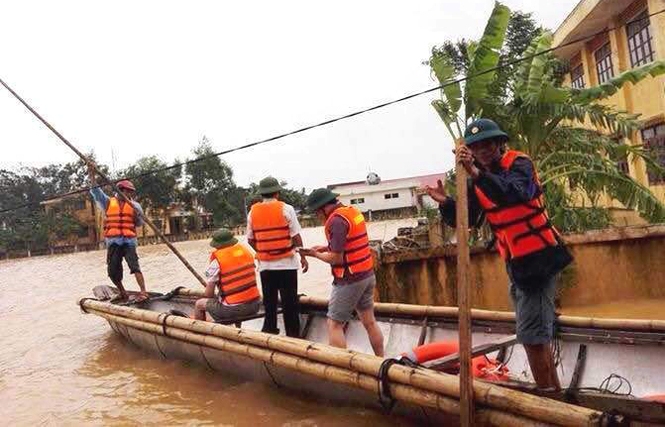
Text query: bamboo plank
86 308 547 426
81 300 605 426
294 296 665 332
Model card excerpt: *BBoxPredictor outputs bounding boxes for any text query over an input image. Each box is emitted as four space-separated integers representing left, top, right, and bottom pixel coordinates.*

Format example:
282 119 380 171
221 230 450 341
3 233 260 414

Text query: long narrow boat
79 286 665 426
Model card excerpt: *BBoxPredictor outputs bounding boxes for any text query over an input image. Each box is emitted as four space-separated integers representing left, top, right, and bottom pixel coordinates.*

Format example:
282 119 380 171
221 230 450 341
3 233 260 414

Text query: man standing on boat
194 228 261 321
88 164 148 302
247 176 308 337
426 118 572 390
301 189 384 356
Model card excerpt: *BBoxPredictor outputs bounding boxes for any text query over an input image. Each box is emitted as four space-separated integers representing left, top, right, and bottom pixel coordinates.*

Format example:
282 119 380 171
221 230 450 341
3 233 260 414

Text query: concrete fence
374 224 665 310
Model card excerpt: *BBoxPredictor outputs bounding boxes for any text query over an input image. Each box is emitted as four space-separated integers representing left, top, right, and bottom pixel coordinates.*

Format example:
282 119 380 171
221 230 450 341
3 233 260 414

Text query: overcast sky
1 0 579 191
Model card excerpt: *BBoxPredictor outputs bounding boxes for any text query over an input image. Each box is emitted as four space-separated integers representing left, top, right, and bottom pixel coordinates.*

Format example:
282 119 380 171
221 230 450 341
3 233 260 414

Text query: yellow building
553 0 665 223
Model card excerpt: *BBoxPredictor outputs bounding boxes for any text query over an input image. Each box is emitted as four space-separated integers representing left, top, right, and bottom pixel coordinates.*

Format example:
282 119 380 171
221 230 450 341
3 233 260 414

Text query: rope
567 373 634 397
377 358 406 412
161 313 173 337
1 9 663 216
78 297 98 314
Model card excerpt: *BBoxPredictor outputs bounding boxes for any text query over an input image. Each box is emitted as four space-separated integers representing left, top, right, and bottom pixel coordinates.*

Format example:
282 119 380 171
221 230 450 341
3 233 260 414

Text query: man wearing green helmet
300 188 384 356
426 118 573 390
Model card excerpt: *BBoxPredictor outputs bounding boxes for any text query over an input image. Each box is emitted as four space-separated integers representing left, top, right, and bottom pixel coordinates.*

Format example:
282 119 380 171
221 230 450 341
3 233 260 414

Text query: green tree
121 156 182 211
184 136 244 227
495 32 665 226
428 2 665 230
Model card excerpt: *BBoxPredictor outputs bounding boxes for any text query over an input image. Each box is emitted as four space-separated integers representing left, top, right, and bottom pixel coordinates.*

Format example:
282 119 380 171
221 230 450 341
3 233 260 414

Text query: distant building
42 195 214 247
42 196 99 249
139 203 214 237
328 172 447 219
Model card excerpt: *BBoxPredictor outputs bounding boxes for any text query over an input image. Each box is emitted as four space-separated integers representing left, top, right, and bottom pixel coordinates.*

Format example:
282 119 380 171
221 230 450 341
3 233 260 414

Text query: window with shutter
641 124 665 184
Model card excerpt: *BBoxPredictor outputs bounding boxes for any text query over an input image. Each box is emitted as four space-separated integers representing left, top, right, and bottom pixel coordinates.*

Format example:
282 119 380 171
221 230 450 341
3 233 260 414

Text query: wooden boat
79 286 665 426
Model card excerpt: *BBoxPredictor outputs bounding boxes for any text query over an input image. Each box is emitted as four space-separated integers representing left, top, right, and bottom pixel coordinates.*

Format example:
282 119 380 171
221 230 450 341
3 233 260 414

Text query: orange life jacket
249 200 294 261
474 150 559 260
324 205 374 279
104 197 137 238
211 243 260 305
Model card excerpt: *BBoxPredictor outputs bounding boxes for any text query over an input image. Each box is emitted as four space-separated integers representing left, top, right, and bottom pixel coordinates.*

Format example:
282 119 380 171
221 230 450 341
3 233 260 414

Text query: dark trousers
260 269 300 337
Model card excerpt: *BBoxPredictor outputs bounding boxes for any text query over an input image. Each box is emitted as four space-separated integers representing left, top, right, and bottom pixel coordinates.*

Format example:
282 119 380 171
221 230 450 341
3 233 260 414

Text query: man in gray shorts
427 119 573 390
301 188 384 356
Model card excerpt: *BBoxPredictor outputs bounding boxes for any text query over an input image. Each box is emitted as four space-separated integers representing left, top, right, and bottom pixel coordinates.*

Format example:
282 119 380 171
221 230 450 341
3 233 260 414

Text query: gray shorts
328 274 376 322
508 271 557 345
206 298 261 323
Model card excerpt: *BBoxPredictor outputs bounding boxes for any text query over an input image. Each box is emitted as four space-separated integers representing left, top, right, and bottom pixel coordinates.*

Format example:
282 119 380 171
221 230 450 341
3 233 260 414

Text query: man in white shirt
247 177 308 337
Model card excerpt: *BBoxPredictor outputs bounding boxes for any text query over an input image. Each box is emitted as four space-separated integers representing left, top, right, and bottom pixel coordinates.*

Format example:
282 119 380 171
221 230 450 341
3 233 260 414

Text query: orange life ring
643 395 665 403
403 341 509 382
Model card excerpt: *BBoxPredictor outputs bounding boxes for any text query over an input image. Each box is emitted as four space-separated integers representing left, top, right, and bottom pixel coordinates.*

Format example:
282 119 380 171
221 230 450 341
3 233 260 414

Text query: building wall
338 187 416 213
375 225 665 310
555 0 665 215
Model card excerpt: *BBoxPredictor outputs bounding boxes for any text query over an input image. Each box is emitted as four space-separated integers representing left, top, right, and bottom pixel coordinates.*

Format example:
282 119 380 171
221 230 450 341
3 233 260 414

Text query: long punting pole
455 137 474 426
0 77 207 287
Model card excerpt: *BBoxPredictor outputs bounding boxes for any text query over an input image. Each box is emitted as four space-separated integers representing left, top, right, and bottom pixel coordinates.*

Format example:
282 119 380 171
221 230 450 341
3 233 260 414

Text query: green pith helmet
306 188 339 212
210 228 238 249
464 118 509 146
258 176 283 196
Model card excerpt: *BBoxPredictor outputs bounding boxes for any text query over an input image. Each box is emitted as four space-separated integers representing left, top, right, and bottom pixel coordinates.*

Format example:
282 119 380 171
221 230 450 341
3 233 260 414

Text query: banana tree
429 10 665 228
429 1 511 140
499 31 665 225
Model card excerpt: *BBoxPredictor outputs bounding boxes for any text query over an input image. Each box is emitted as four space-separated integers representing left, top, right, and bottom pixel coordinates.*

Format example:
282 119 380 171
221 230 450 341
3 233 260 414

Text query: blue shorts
508 269 557 345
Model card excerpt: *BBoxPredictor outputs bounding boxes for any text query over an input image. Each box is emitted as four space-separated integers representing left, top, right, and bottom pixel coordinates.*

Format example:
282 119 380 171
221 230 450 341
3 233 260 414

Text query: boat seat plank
428 335 518 370
217 307 282 326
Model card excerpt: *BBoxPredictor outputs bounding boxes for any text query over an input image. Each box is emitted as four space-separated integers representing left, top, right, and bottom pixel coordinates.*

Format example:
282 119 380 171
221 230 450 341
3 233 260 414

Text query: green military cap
464 118 509 146
210 228 238 249
258 176 283 195
306 188 339 212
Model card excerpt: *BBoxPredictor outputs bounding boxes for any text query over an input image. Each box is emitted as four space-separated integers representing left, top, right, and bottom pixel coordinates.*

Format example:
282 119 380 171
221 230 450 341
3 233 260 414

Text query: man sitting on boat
300 189 384 356
194 228 261 322
88 164 148 302
425 118 573 390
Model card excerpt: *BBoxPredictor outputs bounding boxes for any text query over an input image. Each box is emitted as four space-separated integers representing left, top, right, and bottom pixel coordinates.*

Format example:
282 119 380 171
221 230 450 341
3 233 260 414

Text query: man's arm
285 204 308 272
132 202 145 227
438 181 484 228
474 158 537 205
204 259 220 293
88 165 110 211
246 213 257 250
304 217 346 266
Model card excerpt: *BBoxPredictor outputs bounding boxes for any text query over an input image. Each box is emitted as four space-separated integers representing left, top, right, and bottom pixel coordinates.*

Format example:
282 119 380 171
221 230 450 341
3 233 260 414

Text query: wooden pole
455 137 474 426
0 77 207 287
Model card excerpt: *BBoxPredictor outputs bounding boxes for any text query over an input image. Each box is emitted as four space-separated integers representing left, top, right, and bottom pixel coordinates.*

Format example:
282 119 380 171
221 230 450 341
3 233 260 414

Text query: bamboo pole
80 300 605 426
296 295 665 333
454 137 474 427
87 308 552 427
0 77 207 288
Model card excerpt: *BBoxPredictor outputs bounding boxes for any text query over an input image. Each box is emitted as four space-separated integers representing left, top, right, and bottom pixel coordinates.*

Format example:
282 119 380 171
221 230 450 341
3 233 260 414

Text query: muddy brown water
0 220 419 426
2 218 664 425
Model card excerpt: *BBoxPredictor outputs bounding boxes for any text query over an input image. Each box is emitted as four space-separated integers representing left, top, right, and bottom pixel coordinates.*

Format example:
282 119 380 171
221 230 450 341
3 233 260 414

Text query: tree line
0 137 307 253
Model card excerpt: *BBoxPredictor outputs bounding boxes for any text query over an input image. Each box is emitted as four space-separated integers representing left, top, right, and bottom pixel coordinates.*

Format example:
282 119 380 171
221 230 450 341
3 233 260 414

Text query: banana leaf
465 1 510 119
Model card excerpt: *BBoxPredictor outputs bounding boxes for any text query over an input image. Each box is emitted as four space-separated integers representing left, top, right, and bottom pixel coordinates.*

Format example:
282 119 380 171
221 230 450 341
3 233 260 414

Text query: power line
1 8 663 216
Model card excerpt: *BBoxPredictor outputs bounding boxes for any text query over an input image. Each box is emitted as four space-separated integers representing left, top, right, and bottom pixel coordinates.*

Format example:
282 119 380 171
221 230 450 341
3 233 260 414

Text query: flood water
0 220 419 426
1 218 663 425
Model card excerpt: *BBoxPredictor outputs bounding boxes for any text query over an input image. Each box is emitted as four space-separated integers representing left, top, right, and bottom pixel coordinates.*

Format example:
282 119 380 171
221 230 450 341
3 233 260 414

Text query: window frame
641 123 665 184
594 42 614 84
350 198 365 205
626 9 654 68
570 63 585 89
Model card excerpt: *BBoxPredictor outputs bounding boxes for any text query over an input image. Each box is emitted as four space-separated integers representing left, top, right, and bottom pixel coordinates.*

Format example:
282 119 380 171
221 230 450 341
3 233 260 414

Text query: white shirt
246 198 303 272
